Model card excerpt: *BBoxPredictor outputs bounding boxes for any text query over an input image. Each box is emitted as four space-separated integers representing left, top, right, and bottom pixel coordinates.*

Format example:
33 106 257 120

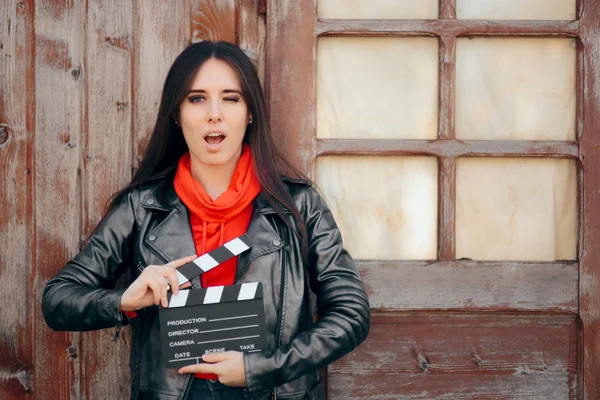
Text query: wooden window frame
266 0 599 397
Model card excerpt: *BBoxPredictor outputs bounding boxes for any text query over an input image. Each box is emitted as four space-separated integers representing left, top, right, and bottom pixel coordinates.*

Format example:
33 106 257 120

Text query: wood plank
0 0 34 397
438 37 456 142
316 139 579 158
318 19 579 37
81 1 133 399
438 158 455 260
133 0 190 168
191 0 236 43
358 261 578 312
579 0 600 397
33 0 85 397
330 313 577 399
437 34 457 262
440 0 456 19
266 0 317 177
239 0 266 83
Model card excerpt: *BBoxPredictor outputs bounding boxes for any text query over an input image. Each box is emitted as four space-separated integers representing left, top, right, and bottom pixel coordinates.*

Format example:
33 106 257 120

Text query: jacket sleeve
42 191 138 332
244 186 371 392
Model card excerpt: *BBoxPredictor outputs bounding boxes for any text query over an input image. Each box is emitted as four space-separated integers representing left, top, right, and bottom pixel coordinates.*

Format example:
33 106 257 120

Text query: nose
207 100 223 123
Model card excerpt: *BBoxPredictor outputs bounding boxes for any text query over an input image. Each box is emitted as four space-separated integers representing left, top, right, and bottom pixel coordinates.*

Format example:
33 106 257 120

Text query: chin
198 150 238 167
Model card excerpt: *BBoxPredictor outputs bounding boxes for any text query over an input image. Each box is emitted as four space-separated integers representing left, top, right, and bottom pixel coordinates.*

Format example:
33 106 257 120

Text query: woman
42 41 370 400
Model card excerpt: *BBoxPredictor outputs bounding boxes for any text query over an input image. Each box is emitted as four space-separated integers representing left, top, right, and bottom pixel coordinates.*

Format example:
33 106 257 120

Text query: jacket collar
141 179 283 287
140 177 276 214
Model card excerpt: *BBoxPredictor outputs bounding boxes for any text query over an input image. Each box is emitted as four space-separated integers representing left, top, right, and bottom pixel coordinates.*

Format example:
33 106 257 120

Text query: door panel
329 314 577 399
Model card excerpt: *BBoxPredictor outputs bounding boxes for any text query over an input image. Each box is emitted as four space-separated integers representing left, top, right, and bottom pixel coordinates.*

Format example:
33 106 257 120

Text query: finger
181 282 192 289
144 276 162 306
202 351 232 363
158 275 169 308
148 270 168 306
178 363 218 375
166 255 198 269
161 267 180 295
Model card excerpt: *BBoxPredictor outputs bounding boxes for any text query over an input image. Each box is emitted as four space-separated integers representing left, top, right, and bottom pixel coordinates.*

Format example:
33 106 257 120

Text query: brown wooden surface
438 36 456 142
192 0 236 43
579 0 600 398
329 313 578 399
33 0 85 397
437 33 456 261
133 0 190 166
81 1 134 398
438 158 456 260
0 1 262 398
358 261 578 312
1 0 596 398
318 19 580 37
266 0 317 177
0 0 34 397
440 0 456 19
316 139 579 158
268 0 589 398
239 0 266 83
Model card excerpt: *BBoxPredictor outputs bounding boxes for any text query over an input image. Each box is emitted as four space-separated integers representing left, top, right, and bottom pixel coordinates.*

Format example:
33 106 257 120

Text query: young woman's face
178 58 250 168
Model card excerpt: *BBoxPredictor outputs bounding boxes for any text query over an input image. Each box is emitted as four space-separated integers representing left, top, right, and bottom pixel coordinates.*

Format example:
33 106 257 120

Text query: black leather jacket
42 177 370 399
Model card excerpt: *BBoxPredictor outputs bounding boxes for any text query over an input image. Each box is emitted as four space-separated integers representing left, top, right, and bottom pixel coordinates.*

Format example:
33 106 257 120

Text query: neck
189 149 242 200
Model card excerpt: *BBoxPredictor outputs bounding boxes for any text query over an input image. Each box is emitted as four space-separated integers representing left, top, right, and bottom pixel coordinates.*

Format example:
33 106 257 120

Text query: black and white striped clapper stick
175 234 251 286
165 282 263 308
159 282 268 369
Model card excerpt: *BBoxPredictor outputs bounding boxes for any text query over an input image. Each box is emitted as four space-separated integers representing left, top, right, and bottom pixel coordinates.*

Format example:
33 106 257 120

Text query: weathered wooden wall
2 0 600 399
0 1 265 398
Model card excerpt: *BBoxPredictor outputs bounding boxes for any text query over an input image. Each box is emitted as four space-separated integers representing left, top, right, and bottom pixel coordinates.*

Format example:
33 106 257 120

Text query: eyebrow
187 89 243 95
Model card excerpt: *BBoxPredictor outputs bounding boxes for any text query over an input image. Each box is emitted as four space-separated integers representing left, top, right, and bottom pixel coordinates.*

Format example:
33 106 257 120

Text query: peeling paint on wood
81 1 134 399
266 0 317 177
318 19 580 37
133 0 190 168
440 0 457 19
579 0 600 398
33 0 85 397
0 0 34 399
358 260 578 312
438 158 456 260
191 0 236 43
239 0 266 84
316 139 579 158
329 313 577 399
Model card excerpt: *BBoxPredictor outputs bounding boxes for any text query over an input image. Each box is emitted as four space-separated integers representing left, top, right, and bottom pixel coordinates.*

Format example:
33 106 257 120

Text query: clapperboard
174 234 251 286
158 234 268 369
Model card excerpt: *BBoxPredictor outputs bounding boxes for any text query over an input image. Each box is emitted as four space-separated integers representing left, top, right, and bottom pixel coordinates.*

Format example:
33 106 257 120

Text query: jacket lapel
141 183 283 285
236 202 283 282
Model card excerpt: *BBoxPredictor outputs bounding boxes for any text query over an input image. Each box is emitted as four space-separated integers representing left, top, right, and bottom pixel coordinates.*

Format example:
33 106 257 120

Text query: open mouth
204 132 226 145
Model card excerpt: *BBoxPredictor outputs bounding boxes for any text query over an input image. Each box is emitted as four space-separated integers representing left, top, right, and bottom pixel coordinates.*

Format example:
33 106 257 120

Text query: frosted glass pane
318 37 438 139
456 38 576 141
318 0 439 19
457 0 576 20
456 158 577 261
316 156 438 260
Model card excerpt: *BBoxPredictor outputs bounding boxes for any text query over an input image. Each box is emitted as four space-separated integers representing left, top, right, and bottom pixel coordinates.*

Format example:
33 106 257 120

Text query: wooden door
266 0 600 398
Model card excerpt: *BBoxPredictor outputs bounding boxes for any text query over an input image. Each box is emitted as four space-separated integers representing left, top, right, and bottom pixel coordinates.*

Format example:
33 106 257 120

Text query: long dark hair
105 41 309 258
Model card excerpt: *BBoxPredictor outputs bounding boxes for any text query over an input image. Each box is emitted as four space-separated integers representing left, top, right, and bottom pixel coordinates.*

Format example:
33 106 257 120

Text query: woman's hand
178 351 247 387
119 255 197 311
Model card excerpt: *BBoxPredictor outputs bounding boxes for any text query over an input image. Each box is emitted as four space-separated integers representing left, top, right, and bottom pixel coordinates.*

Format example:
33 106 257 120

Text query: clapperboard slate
159 283 268 368
158 234 268 369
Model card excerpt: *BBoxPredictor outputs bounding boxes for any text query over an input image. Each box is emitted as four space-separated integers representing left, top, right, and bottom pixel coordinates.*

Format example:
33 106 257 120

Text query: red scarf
174 144 261 379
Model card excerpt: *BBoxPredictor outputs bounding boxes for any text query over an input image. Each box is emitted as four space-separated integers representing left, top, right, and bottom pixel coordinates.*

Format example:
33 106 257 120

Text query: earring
249 116 253 124
174 119 180 126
